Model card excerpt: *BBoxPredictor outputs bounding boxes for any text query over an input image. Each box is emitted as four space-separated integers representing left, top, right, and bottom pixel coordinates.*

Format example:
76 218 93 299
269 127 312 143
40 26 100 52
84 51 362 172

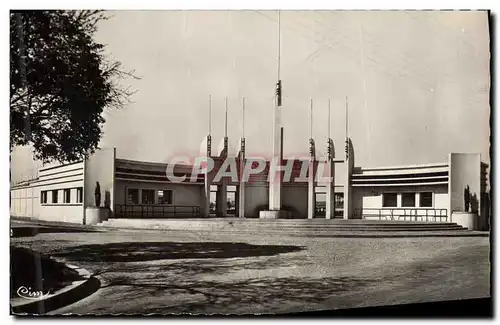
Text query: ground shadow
11 226 101 238
91 274 381 315
10 247 84 298
51 241 304 262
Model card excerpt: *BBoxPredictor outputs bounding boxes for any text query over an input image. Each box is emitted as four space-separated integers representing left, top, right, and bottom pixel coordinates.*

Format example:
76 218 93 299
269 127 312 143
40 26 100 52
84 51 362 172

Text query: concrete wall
353 184 449 221
245 184 268 217
449 153 481 220
11 186 39 218
84 148 116 218
38 161 85 223
282 184 308 218
115 180 203 207
11 161 86 223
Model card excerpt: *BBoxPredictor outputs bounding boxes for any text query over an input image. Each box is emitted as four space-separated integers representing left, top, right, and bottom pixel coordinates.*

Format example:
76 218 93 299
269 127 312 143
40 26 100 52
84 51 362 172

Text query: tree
10 10 138 163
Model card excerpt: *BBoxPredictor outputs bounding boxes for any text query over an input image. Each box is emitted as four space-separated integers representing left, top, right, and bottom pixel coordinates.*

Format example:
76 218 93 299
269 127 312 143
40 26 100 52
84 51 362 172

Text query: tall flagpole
225 97 228 138
209 95 212 136
242 97 245 138
310 98 313 139
328 98 331 140
277 10 281 81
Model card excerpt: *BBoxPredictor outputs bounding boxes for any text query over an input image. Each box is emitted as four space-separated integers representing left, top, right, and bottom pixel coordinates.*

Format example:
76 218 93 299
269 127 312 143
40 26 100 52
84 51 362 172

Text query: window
63 189 71 203
334 193 344 209
142 189 155 204
41 191 48 204
315 193 326 216
334 193 344 217
158 190 173 205
127 188 139 205
402 193 416 207
420 192 433 207
51 190 58 203
76 187 83 203
382 193 397 207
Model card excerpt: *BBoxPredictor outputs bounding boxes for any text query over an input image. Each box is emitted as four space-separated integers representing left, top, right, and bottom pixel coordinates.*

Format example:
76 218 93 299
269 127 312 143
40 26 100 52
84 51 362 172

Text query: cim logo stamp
16 286 50 300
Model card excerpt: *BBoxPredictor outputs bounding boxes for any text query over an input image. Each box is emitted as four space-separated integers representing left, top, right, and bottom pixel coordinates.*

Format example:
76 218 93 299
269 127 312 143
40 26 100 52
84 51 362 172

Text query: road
10 223 491 315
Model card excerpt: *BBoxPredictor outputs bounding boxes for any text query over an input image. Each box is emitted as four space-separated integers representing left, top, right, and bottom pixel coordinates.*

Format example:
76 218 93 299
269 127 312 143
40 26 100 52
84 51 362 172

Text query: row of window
382 192 433 208
41 187 83 204
127 188 173 205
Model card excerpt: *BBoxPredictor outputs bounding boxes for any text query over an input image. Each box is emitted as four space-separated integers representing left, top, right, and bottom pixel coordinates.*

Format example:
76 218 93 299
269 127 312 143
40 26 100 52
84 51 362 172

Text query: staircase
98 218 489 238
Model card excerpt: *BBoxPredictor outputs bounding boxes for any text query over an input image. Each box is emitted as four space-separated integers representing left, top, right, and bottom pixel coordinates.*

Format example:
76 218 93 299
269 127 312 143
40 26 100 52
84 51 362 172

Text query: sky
11 10 491 182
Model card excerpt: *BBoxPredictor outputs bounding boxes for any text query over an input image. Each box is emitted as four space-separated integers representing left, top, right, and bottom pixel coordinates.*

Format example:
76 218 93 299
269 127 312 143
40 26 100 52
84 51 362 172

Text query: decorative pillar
216 98 229 217
203 134 212 217
308 139 316 219
325 99 335 220
325 139 335 219
238 98 246 218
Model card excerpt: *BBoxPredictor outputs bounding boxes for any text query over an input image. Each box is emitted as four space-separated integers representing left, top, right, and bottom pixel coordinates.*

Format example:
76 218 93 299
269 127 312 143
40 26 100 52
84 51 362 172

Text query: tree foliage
10 10 137 163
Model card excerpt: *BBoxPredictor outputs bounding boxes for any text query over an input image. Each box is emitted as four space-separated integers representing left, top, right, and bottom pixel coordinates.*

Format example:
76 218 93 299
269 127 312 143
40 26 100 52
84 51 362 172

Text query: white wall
449 153 481 215
84 148 116 214
38 182 85 223
12 161 85 224
11 187 39 218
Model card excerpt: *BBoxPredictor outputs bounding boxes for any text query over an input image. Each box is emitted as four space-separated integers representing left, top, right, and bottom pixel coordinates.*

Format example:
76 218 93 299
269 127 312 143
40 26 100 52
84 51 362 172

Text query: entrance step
98 218 489 237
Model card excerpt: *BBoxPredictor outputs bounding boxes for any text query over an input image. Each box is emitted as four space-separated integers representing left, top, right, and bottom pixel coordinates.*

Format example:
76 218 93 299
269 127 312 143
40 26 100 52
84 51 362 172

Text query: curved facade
10 148 490 230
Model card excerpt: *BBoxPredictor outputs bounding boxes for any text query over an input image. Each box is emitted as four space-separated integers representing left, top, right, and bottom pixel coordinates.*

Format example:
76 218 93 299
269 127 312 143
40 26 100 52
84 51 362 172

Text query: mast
225 97 228 138
242 97 245 138
345 96 349 160
207 95 212 157
310 98 313 139
277 10 281 81
328 98 331 139
209 95 212 135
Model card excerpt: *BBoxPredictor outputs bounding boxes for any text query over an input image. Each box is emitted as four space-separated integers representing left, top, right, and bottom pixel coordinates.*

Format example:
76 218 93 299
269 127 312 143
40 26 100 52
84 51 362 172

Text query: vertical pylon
224 96 228 155
216 96 229 217
325 98 335 220
238 97 246 218
267 9 284 214
203 95 213 217
344 96 351 220
308 98 316 219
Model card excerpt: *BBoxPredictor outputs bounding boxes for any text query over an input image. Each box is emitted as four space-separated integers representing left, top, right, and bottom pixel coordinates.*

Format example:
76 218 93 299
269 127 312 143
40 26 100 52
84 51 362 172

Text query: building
10 144 491 230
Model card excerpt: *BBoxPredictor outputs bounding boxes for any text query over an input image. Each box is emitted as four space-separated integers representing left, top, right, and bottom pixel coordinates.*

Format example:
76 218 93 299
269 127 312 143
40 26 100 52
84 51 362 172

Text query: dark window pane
420 192 433 207
64 189 71 203
142 189 155 204
77 187 83 203
335 193 344 209
158 190 173 205
51 190 58 203
127 189 139 205
402 193 416 207
383 193 397 207
165 190 173 204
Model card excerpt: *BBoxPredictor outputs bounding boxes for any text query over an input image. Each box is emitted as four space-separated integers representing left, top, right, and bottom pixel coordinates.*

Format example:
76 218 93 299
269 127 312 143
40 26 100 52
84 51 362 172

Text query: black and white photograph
8 7 492 317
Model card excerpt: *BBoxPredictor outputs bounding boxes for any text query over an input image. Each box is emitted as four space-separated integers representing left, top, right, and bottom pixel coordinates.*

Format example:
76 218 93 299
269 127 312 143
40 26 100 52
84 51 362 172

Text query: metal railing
354 208 448 222
114 204 201 218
